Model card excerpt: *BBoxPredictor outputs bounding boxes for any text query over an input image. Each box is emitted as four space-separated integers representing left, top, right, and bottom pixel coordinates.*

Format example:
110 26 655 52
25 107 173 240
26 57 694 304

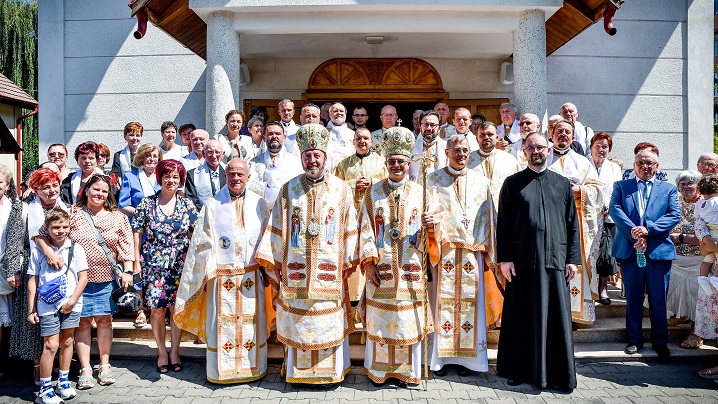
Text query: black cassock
495 168 581 389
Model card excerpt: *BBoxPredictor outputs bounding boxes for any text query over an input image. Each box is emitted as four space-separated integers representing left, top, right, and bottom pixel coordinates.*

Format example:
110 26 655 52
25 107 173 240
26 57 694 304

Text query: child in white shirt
27 208 88 404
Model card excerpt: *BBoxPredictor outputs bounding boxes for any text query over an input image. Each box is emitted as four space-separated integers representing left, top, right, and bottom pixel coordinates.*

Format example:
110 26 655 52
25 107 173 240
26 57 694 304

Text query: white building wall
39 0 207 169
546 0 702 175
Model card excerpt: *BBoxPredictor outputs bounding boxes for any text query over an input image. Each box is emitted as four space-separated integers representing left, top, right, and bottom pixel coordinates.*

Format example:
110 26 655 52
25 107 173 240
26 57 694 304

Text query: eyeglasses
635 161 657 167
450 148 470 155
386 159 409 166
48 153 66 157
519 121 535 126
524 146 548 153
100 154 110 158
698 162 717 168
353 114 367 117
421 123 439 129
91 174 112 182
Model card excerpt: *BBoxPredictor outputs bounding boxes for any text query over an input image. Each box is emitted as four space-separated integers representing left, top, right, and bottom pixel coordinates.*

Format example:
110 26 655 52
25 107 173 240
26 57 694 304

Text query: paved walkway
2 359 717 403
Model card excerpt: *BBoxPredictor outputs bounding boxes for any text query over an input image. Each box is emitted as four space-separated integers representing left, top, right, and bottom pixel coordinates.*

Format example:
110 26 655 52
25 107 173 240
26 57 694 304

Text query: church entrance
242 58 508 131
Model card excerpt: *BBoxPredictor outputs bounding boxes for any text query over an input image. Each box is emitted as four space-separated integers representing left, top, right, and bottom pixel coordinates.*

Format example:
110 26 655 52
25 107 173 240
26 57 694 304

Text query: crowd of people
1 98 717 403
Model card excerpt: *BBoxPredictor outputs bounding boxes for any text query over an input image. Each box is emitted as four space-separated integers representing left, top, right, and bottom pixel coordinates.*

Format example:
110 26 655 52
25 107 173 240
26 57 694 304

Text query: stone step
100 338 718 365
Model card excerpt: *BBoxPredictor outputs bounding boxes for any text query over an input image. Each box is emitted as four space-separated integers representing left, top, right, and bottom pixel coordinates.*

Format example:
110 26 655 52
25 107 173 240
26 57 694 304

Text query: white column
38 0 65 160
206 10 240 138
686 0 713 167
513 9 547 121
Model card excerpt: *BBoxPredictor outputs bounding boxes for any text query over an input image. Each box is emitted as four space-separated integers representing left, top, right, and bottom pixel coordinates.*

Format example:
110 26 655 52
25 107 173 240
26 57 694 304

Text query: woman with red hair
131 159 197 373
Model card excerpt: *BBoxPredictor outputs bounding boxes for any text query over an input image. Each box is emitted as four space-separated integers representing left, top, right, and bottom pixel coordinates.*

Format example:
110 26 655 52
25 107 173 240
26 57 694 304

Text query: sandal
134 311 148 329
699 367 718 379
680 334 703 349
170 362 183 372
98 364 115 386
157 364 169 374
77 367 95 390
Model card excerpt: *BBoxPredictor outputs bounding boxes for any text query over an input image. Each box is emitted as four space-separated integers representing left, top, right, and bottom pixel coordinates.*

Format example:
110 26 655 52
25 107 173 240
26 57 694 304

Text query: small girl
694 174 718 294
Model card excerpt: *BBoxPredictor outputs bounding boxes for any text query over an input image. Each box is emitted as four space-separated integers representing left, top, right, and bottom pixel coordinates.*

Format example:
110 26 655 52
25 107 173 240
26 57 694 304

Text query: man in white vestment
434 102 456 138
182 129 209 171
452 107 480 151
561 102 594 157
185 140 226 209
247 121 303 210
509 113 542 168
326 103 356 171
466 121 520 210
408 110 447 184
278 99 300 152
358 126 432 387
174 158 270 384
548 121 604 325
423 135 498 377
255 123 359 386
496 103 520 151
370 105 398 155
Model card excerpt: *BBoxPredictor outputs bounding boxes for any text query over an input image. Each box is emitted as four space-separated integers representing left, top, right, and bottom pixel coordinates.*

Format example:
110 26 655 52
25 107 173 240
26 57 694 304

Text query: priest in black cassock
495 132 580 392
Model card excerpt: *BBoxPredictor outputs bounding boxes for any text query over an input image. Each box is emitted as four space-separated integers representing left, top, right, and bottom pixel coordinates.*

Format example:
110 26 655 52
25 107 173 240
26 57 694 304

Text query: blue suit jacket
118 169 156 210
609 178 680 261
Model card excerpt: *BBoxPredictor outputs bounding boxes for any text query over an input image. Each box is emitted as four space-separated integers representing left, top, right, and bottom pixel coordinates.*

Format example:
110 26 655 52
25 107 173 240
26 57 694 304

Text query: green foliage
0 0 38 180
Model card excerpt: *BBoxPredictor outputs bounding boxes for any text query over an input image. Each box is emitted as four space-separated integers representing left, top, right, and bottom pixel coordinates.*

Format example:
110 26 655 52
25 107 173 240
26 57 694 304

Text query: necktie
210 171 219 195
639 180 650 211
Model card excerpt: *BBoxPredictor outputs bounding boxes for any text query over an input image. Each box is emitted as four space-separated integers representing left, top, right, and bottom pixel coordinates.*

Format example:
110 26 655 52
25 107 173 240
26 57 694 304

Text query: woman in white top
159 121 184 161
217 110 256 163
589 132 623 305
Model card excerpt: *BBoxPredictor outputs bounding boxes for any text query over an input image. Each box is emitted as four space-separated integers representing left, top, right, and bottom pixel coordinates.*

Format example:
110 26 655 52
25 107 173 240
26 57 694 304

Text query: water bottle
636 250 647 268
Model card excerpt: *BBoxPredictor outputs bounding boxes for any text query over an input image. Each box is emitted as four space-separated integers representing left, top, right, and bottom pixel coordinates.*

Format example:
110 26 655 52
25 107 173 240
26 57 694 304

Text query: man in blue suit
609 149 679 359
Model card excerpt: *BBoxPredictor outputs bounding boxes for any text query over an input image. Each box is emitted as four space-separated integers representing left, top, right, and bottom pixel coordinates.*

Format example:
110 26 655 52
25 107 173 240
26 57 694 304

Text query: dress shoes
599 297 611 305
624 343 642 355
433 368 448 377
457 366 473 377
506 379 521 386
654 345 671 360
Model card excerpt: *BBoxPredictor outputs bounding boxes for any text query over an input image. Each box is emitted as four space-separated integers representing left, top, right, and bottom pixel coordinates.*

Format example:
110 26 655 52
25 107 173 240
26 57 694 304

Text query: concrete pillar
206 10 240 138
513 9 547 121
686 0 713 167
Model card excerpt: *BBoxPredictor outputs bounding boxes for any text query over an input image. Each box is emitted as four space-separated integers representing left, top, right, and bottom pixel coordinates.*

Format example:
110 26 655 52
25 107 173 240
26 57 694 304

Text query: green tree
0 0 38 179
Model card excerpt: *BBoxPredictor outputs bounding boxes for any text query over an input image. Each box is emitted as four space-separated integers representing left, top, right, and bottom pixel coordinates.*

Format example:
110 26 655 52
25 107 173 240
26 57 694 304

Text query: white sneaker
36 388 63 404
55 379 76 400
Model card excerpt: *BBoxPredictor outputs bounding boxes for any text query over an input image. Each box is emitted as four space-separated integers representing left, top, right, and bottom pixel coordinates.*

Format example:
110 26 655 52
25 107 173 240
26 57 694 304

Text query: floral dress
132 195 198 309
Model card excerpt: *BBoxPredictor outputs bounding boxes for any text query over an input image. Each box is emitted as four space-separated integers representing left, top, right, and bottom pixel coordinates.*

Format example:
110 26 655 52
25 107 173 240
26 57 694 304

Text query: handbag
81 209 125 281
38 242 75 305
596 224 616 271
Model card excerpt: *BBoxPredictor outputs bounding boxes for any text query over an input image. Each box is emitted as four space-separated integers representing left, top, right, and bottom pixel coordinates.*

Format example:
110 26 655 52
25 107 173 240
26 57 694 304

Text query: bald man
185 139 227 208
560 102 594 157
434 102 457 138
370 105 398 155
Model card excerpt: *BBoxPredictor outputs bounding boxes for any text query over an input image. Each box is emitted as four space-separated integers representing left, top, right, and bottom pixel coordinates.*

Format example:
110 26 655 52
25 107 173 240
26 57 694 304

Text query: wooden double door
242 58 508 131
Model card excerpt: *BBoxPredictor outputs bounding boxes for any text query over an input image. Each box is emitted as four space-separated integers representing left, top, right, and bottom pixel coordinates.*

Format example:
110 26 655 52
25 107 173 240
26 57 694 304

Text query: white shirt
574 121 595 157
497 119 521 144
28 240 88 317
592 159 622 223
281 120 300 152
182 151 203 172
635 175 655 222
695 196 718 228
160 144 185 161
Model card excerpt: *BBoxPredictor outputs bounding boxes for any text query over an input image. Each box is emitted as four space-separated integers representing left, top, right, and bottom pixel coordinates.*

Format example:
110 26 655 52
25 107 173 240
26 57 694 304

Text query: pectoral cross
396 119 402 127
461 215 471 230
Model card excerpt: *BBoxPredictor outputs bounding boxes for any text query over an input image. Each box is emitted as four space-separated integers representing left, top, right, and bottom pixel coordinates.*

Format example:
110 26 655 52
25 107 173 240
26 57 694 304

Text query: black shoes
654 345 671 360
624 343 642 355
599 297 611 305
457 367 473 377
506 379 521 386
433 368 448 377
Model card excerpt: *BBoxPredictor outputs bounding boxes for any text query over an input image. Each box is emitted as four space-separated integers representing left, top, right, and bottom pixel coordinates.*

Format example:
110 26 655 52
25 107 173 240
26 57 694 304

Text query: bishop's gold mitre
296 123 330 153
382 126 415 157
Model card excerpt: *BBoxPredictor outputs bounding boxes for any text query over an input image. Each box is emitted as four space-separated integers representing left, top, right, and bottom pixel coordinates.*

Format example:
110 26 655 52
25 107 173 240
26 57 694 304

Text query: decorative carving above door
304 58 447 102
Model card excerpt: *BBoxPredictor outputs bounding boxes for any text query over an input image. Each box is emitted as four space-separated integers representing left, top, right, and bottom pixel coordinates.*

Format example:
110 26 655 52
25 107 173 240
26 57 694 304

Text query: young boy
27 208 88 404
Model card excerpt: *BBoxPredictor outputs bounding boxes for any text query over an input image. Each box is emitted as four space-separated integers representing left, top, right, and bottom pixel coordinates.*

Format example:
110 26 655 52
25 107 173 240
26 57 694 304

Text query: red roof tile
0 72 37 109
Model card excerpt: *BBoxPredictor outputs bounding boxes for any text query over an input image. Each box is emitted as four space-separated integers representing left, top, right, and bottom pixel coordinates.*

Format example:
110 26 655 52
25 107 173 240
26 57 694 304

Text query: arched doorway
243 58 507 131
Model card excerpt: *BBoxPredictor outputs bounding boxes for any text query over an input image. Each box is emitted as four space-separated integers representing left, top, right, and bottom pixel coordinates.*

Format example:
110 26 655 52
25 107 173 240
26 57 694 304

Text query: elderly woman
159 121 184 161
47 144 71 181
111 122 144 183
60 142 103 205
589 132 623 304
9 168 68 383
132 159 197 373
0 166 28 377
35 174 134 388
662 170 704 349
218 110 255 163
118 144 163 218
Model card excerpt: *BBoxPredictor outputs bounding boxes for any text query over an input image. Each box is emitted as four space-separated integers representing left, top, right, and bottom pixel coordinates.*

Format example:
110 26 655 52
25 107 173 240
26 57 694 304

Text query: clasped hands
631 226 648 252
